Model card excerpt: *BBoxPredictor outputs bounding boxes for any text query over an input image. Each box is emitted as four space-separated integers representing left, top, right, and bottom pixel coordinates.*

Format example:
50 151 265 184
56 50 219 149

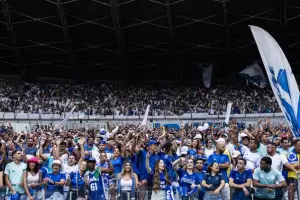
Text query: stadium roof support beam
56 0 77 76
1 0 21 65
166 0 175 48
165 0 181 83
223 0 230 51
110 0 127 68
280 0 288 43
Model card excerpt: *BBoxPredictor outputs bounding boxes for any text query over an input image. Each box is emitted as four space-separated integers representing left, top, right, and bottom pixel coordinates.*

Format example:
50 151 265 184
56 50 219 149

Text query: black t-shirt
204 172 224 191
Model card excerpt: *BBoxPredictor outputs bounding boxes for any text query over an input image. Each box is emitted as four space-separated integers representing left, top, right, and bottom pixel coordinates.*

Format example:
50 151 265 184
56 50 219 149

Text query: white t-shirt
268 154 288 172
226 143 235 155
205 148 215 158
243 150 261 169
62 164 79 192
62 164 79 178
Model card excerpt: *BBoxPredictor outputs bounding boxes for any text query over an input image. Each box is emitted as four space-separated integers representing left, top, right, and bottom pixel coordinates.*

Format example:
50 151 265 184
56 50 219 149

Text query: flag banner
202 65 213 88
141 105 150 127
225 102 233 125
250 25 300 138
166 186 175 200
55 106 76 130
239 63 268 88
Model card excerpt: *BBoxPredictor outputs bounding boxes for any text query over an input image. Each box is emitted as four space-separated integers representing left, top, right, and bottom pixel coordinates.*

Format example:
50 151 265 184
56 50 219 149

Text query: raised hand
78 137 85 146
56 137 62 145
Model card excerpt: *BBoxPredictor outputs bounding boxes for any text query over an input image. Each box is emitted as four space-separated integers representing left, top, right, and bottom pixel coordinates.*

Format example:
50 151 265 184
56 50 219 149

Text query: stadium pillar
110 0 127 69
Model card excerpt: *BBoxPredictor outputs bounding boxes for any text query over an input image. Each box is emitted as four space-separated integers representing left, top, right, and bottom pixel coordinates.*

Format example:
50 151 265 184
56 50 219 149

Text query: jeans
220 183 229 200
203 193 222 200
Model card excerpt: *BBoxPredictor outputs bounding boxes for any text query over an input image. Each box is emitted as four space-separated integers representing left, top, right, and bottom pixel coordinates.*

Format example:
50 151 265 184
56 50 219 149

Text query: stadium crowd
0 118 298 200
0 79 280 116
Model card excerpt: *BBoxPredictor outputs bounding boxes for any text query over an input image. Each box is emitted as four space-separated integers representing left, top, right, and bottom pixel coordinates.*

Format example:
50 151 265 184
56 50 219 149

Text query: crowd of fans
0 79 280 116
0 118 298 200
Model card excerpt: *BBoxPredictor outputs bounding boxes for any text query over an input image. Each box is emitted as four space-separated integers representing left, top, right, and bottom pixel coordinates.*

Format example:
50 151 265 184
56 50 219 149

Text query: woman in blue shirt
229 158 252 200
173 157 201 198
201 162 225 200
145 157 170 200
66 160 87 200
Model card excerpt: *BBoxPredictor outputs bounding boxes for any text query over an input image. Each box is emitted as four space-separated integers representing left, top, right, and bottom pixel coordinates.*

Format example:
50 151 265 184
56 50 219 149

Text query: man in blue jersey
43 160 66 200
85 157 106 200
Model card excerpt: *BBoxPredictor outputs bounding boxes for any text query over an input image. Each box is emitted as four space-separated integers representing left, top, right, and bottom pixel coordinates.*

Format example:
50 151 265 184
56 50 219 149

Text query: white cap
221 133 229 138
194 134 202 139
240 133 248 138
181 146 189 155
232 150 241 158
215 138 225 143
52 160 61 166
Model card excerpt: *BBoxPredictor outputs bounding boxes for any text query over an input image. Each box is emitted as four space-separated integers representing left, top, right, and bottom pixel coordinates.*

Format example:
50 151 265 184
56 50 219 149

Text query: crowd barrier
0 112 285 121
0 112 287 132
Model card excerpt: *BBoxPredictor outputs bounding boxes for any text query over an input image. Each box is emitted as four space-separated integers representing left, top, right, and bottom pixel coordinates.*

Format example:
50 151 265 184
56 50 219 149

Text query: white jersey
243 150 261 169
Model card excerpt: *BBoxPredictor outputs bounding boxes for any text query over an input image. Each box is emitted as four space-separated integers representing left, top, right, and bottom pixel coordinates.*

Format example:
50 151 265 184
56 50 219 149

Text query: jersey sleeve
229 170 236 179
253 168 259 180
281 155 288 165
218 173 224 181
246 169 253 179
60 173 66 180
203 173 209 183
275 170 285 183
177 168 185 178
224 154 230 163
207 155 213 165
4 164 10 175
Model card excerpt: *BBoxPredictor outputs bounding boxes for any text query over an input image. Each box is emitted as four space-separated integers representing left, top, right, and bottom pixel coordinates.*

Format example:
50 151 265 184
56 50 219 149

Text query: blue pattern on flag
268 66 300 137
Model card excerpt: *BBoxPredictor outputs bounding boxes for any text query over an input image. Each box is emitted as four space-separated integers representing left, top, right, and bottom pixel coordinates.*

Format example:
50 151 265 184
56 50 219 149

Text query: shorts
287 178 298 185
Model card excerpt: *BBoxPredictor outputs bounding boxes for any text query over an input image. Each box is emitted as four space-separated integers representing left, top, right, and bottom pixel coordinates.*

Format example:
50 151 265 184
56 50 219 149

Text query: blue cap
147 140 159 146
99 128 107 135
88 157 96 162
100 141 106 145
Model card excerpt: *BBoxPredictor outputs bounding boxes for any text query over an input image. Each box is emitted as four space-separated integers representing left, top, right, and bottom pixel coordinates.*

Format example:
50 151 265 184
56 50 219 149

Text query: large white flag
239 63 267 88
202 65 213 88
250 26 300 137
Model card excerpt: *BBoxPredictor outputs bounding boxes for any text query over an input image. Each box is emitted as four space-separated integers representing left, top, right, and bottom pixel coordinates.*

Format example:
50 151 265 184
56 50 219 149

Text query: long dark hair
206 162 219 174
26 162 40 173
153 160 170 192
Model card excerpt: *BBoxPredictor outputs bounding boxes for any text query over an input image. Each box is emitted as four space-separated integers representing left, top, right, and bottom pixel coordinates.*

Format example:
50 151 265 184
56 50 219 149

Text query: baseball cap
88 157 96 162
194 134 202 139
147 140 159 146
181 146 189 155
99 129 107 135
99 141 106 145
240 133 248 138
221 133 229 138
232 150 241 158
27 157 39 164
52 159 61 166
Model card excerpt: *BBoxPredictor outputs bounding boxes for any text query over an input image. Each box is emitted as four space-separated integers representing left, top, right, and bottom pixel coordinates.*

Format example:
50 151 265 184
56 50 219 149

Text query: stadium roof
1 0 300 83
